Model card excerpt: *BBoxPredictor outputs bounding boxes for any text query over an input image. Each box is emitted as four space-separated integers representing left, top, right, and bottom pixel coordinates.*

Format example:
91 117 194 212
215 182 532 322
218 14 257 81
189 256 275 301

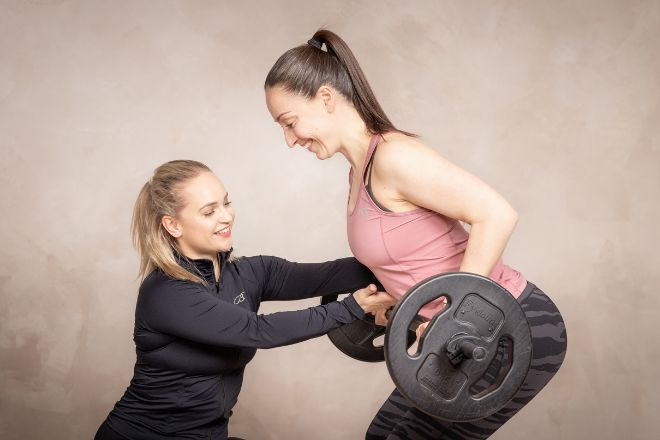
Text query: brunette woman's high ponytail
265 29 415 137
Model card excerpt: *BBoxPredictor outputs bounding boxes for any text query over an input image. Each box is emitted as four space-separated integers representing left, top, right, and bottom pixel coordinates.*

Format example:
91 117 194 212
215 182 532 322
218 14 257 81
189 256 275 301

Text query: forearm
260 256 380 301
244 297 364 348
459 214 517 276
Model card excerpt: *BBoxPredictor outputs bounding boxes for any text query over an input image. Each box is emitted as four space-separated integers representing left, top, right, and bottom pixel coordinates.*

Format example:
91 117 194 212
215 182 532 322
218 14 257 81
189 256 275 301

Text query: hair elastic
307 38 323 50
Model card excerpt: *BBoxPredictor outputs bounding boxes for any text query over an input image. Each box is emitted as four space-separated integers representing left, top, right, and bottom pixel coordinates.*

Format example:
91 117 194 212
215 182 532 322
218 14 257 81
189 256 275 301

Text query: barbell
321 272 532 422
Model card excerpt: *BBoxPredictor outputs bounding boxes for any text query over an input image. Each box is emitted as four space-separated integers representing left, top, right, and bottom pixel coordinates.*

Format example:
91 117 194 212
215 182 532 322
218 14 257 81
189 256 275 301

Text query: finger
376 309 386 325
382 310 390 326
376 291 397 304
384 292 398 303
416 322 428 339
361 284 377 296
357 286 371 297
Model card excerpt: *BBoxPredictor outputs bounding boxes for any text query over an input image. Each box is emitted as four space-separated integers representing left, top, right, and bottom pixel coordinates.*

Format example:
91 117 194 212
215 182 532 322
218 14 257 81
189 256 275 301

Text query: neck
176 244 221 281
213 258 220 282
336 109 374 171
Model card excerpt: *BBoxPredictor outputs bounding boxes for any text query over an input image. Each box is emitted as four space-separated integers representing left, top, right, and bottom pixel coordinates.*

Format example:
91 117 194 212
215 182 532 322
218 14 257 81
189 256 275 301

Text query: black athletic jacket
102 250 378 439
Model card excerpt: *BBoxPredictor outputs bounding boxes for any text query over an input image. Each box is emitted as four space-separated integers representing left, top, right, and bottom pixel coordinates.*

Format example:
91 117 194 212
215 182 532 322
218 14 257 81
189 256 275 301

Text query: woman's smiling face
163 171 235 260
265 85 343 160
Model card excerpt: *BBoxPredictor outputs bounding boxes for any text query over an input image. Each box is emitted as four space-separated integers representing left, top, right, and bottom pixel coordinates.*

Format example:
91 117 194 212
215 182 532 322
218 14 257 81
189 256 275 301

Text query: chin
316 149 332 160
209 242 232 254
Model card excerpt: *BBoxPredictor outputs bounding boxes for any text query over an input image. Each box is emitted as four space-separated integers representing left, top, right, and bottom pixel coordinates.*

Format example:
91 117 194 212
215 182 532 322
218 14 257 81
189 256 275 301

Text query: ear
161 215 183 238
316 85 336 113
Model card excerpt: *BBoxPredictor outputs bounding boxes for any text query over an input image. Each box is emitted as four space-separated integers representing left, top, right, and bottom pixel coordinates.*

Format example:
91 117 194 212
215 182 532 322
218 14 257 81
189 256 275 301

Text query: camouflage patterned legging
366 282 567 440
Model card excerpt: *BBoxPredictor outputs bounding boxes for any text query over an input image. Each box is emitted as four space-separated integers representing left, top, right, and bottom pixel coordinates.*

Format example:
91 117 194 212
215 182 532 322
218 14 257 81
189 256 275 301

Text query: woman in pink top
265 30 566 440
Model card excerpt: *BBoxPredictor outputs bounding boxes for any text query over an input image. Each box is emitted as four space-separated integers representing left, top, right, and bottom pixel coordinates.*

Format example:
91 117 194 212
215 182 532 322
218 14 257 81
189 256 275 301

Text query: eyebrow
274 111 291 123
198 193 229 211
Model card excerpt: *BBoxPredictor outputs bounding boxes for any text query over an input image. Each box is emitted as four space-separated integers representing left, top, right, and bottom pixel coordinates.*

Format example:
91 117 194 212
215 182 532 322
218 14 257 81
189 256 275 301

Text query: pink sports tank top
347 135 527 320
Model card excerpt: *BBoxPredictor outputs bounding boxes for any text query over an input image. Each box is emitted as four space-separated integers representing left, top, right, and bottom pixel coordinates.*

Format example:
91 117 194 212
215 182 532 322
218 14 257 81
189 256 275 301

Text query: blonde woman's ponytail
130 160 212 284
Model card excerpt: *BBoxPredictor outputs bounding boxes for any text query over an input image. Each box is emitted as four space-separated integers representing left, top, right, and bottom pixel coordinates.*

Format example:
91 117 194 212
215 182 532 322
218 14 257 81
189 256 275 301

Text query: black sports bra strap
364 145 393 213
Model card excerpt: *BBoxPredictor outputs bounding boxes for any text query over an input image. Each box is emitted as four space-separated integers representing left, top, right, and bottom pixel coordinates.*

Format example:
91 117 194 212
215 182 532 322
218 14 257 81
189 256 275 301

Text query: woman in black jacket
94 159 396 440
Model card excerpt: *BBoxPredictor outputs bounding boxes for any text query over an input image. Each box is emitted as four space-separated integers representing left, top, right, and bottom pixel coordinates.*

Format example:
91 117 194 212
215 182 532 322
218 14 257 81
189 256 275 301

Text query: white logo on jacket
233 292 246 304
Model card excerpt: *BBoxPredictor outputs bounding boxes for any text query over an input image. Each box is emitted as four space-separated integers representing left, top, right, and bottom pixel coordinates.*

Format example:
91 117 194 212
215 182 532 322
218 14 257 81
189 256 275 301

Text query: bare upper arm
373 135 516 224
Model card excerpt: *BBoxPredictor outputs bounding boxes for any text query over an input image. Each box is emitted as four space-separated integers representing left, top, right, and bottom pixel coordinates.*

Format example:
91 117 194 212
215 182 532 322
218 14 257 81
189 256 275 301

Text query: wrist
343 294 366 319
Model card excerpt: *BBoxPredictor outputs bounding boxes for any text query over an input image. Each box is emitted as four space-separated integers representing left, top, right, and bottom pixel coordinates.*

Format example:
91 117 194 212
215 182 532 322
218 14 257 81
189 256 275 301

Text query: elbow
506 206 518 228
499 205 518 236
478 204 517 235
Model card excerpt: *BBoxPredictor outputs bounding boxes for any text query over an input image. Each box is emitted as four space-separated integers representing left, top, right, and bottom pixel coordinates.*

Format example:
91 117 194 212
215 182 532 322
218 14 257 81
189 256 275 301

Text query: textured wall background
1 1 658 439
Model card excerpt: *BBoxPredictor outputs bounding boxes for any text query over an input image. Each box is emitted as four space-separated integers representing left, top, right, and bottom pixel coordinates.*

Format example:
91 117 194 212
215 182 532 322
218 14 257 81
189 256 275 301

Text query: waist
136 338 257 375
370 262 527 320
111 364 245 429
372 261 526 297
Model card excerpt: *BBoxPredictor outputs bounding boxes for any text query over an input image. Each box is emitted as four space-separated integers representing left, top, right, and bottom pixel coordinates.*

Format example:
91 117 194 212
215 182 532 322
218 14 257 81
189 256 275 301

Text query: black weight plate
384 273 532 421
321 294 415 363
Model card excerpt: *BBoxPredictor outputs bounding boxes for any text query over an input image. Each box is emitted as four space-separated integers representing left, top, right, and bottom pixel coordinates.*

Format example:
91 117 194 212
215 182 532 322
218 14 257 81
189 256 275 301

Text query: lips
214 226 232 238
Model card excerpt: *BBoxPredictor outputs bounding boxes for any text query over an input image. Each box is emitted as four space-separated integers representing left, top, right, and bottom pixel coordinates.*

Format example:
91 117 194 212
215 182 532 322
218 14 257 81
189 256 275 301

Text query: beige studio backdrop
1 1 659 439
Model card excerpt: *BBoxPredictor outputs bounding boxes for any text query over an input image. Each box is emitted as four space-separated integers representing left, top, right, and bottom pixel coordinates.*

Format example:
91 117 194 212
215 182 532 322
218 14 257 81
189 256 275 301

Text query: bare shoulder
375 133 444 171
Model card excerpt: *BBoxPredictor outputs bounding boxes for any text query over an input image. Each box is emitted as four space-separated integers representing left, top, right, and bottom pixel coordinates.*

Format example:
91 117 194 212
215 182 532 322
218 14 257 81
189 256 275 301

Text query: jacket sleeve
249 256 382 302
138 276 365 349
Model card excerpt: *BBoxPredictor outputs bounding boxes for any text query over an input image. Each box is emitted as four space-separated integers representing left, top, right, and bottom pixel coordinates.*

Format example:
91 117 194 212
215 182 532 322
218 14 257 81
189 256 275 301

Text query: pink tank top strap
360 134 382 179
350 133 382 186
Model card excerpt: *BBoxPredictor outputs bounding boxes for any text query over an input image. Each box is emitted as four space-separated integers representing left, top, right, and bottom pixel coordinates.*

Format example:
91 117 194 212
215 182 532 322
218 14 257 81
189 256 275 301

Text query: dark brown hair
265 29 415 137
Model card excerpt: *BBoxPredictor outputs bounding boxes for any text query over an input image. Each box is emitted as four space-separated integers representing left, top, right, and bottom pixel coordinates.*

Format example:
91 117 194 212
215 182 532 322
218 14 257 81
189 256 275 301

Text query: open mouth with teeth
214 226 232 238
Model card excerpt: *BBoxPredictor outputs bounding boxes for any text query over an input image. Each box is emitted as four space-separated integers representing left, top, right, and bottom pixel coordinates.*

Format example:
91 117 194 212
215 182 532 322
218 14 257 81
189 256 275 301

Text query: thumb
416 322 428 339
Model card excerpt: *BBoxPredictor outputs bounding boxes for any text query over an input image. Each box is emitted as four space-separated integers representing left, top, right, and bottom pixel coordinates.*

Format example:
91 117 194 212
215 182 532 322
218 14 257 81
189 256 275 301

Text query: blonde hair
131 160 212 284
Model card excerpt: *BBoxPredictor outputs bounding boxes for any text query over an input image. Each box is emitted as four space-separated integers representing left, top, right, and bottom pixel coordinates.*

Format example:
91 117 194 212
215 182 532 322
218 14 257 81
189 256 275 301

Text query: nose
284 130 297 148
218 206 234 223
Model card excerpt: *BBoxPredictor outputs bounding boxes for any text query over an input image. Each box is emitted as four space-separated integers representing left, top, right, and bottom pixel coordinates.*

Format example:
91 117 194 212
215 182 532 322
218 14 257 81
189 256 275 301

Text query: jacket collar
175 248 233 284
